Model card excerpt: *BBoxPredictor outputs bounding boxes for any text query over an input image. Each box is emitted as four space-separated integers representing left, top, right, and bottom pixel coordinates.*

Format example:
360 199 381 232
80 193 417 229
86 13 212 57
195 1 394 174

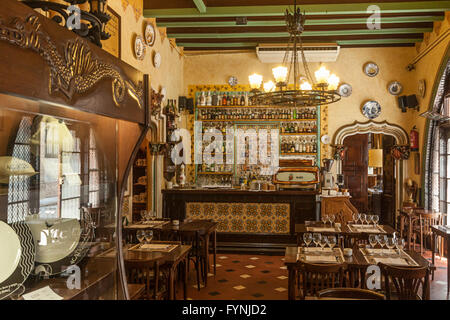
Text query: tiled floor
177 250 450 300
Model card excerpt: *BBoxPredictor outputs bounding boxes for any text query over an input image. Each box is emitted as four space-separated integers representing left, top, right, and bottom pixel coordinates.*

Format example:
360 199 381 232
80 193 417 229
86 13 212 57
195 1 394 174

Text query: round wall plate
388 81 403 95
338 83 352 97
0 221 22 284
153 52 161 68
228 76 238 86
362 100 381 119
321 135 331 145
144 23 156 46
134 35 146 60
160 87 167 102
363 62 379 77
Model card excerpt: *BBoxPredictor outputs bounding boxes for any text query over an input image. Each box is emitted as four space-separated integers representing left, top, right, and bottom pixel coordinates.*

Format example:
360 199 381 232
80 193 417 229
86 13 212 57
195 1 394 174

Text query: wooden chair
297 262 347 300
379 263 430 300
124 258 167 300
411 212 444 256
318 288 385 300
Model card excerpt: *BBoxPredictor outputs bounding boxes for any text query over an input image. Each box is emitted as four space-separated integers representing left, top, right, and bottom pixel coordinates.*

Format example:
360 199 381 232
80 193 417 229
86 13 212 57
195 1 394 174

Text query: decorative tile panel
186 202 290 234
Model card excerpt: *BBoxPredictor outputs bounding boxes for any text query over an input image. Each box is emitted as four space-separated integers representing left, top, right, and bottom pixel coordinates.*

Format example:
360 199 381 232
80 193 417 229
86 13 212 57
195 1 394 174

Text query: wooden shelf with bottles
197 172 233 175
131 146 151 222
280 132 317 136
199 118 317 122
280 153 317 156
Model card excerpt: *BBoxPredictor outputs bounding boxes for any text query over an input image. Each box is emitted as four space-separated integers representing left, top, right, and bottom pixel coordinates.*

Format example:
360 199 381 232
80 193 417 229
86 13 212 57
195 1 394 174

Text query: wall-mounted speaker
186 98 194 114
406 94 419 110
397 95 407 112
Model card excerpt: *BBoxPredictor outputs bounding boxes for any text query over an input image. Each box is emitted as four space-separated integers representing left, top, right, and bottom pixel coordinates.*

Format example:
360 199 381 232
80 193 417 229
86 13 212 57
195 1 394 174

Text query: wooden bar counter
162 188 319 252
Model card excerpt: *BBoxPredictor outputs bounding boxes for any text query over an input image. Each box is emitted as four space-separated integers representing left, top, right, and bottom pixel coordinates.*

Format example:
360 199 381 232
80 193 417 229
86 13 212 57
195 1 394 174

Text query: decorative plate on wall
153 52 162 68
388 81 403 95
0 221 35 300
321 135 331 145
338 83 352 97
419 79 426 98
134 35 146 60
144 23 156 47
363 62 379 77
160 87 167 102
362 100 381 119
228 76 238 86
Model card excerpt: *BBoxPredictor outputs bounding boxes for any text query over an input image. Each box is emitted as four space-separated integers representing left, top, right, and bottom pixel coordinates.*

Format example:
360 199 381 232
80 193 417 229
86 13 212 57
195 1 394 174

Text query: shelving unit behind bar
193 89 321 186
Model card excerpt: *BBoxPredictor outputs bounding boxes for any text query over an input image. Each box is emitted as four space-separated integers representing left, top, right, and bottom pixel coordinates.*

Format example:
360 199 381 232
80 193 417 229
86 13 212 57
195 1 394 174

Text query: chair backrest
379 263 430 300
299 262 347 299
417 212 443 235
318 288 385 300
124 259 160 299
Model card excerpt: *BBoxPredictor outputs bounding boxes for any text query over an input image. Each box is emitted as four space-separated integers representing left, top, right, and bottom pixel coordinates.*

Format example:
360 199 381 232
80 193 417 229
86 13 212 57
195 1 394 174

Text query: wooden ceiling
143 1 450 51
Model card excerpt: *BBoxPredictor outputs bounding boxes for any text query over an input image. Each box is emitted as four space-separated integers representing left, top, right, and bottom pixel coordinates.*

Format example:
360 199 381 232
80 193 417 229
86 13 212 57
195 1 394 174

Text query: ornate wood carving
391 145 411 160
0 14 143 108
331 144 347 161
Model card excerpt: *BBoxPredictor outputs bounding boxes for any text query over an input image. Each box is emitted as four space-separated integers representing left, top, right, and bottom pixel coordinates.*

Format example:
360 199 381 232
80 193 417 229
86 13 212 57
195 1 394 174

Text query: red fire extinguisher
410 126 419 152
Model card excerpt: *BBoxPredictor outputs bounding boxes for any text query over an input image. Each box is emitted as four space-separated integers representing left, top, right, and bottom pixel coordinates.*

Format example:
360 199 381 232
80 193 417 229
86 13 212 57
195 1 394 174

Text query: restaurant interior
1 0 450 302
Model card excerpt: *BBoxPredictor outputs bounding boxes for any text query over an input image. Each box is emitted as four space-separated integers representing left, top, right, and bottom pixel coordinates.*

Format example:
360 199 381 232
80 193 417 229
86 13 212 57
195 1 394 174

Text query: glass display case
0 94 122 300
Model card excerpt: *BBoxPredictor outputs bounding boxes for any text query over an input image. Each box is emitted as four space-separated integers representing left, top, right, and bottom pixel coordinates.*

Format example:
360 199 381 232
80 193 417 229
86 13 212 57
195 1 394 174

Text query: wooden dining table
284 245 434 300
155 220 218 286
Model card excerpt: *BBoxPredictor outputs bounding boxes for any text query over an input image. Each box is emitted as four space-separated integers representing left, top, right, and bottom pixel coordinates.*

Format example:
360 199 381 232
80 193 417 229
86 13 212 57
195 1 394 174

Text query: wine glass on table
352 213 360 225
321 215 328 226
327 236 337 251
313 233 321 249
395 238 405 257
378 235 387 256
303 233 313 248
360 214 367 225
136 230 145 247
319 236 329 252
144 230 153 244
372 215 379 227
386 237 396 257
328 214 336 227
368 234 378 254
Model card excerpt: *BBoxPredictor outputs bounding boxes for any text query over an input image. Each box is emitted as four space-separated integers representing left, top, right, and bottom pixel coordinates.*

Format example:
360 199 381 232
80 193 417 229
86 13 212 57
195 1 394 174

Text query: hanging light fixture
248 0 341 107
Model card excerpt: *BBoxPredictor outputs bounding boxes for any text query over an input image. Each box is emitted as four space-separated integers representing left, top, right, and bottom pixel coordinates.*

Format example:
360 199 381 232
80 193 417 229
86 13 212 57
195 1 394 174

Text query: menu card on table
297 247 344 264
128 243 178 253
306 226 341 233
361 248 419 267
22 286 64 300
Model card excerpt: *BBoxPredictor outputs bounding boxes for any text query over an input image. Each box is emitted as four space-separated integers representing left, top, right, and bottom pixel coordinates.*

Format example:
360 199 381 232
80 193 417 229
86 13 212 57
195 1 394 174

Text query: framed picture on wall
414 153 420 175
103 7 121 59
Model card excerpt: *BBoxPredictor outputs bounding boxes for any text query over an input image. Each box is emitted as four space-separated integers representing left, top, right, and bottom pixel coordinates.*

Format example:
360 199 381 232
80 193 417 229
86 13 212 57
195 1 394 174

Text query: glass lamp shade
327 74 340 91
315 65 330 84
300 81 312 90
263 81 276 93
272 66 288 84
368 149 383 167
249 73 263 89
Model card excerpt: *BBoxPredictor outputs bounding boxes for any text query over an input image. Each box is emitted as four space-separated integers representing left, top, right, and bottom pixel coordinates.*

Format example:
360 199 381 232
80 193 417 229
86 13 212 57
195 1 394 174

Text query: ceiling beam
178 38 422 47
168 27 433 39
193 0 206 13
156 15 444 27
144 1 450 18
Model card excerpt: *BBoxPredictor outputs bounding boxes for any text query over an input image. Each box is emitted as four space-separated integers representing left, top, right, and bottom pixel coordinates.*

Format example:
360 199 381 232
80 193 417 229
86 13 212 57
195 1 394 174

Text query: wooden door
342 134 368 213
382 135 396 226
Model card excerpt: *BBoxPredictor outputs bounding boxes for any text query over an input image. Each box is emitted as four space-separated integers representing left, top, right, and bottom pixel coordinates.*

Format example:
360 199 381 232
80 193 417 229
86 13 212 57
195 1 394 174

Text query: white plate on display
144 23 156 47
363 62 379 77
338 83 352 97
153 52 161 68
0 221 35 300
0 221 22 284
321 135 331 145
160 87 167 102
388 81 403 95
362 101 381 119
26 218 81 264
134 35 146 60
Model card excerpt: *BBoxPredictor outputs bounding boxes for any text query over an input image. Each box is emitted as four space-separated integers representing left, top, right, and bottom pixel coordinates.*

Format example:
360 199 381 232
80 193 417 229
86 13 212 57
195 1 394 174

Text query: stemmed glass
369 234 378 251
396 238 405 257
319 236 329 252
144 230 153 244
352 213 360 224
386 237 396 256
140 210 147 222
303 233 313 248
313 233 321 248
321 215 328 225
378 235 387 256
360 214 367 225
328 215 336 227
327 236 337 251
136 230 145 247
372 215 379 227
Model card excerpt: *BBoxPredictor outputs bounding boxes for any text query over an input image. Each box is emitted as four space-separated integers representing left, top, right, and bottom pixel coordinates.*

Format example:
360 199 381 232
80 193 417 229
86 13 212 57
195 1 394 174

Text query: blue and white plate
362 101 381 119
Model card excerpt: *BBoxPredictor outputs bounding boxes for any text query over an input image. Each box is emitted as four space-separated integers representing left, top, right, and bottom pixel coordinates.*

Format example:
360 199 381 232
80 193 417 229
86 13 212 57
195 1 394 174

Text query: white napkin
301 247 333 253
140 244 171 250
306 227 336 232
304 255 337 263
22 286 64 300
373 257 411 267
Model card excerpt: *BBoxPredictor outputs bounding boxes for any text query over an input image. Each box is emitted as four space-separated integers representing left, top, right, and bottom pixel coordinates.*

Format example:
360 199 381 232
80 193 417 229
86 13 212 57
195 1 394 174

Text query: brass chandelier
248 0 341 108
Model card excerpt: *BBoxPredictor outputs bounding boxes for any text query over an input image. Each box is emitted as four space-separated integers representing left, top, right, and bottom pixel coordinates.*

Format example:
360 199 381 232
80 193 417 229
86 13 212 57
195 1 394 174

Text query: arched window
424 59 450 216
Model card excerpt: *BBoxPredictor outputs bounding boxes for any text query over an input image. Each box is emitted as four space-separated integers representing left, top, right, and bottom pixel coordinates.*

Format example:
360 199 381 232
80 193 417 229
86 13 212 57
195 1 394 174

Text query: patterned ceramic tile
245 265 256 269
250 257 260 260
240 274 251 279
219 256 228 260
275 287 287 292
233 285 246 291
279 266 287 270
277 275 288 280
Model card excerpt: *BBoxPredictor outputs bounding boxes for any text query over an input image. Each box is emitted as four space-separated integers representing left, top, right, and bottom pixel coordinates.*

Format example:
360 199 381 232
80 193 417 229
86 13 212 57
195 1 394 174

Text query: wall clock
228 76 238 86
